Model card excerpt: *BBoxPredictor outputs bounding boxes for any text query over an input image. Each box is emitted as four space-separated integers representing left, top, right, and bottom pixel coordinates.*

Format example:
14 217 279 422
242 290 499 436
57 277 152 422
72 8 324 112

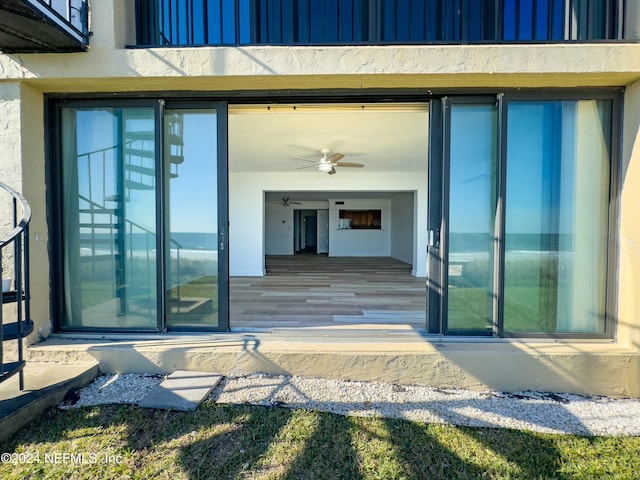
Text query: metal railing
0 182 32 391
135 0 624 47
26 0 89 36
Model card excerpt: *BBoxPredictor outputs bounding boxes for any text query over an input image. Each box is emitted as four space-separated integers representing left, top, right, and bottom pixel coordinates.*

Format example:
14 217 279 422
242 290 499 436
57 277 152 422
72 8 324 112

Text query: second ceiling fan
293 148 364 175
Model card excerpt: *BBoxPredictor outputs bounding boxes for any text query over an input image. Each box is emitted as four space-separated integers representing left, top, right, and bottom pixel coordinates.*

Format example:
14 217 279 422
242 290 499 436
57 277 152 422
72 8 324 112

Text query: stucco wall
1 44 640 93
618 79 640 351
20 84 49 340
0 83 22 339
0 1 638 365
0 83 48 344
89 0 135 50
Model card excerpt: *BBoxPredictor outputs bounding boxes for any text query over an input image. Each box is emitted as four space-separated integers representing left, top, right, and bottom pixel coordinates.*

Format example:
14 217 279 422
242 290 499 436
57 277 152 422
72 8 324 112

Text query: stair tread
78 208 118 214
2 291 24 304
124 180 154 190
78 223 118 229
2 321 34 340
0 361 25 383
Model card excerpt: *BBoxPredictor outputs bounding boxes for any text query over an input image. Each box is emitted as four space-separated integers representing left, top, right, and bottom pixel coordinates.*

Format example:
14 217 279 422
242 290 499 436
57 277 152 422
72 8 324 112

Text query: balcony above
135 0 625 48
0 0 88 53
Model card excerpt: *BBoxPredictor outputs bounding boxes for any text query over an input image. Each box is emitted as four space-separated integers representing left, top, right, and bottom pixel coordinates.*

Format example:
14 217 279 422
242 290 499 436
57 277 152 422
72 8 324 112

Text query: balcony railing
0 0 88 53
135 0 624 47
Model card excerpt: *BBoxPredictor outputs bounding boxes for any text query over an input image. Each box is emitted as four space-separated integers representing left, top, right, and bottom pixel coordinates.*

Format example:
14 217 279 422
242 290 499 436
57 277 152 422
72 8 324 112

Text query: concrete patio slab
138 370 222 411
0 361 100 442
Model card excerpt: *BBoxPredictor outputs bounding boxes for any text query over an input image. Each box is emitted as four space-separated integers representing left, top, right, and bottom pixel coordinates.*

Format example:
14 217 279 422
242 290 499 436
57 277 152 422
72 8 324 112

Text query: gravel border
59 373 640 437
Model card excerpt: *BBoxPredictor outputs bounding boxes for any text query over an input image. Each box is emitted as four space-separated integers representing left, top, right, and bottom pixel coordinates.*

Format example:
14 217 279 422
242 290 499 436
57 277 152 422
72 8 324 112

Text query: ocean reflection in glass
447 104 498 333
504 100 610 333
165 109 219 328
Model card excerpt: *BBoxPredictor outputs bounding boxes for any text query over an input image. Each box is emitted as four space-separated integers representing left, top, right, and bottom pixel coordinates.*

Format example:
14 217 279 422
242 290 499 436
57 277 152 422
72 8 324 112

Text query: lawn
1 402 639 480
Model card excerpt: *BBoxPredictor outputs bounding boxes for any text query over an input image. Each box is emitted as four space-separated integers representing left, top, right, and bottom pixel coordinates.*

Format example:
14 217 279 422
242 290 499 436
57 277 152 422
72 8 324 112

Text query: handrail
0 182 31 250
0 181 32 391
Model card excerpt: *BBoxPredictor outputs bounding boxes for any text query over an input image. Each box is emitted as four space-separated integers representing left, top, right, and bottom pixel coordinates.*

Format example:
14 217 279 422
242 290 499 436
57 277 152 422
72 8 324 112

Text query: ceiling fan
281 197 302 206
293 148 364 175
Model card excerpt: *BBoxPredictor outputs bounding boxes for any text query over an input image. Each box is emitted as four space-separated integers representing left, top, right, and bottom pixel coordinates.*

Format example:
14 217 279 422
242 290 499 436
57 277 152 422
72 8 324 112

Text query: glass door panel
61 106 158 330
504 100 610 333
446 103 498 333
164 108 220 328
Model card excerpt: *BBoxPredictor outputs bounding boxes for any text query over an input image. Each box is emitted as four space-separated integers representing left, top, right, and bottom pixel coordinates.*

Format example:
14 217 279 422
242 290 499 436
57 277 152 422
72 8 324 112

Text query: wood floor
230 254 427 330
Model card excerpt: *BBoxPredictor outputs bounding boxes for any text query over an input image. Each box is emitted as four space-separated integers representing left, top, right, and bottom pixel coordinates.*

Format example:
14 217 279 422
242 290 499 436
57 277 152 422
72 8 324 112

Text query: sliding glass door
57 101 228 332
445 101 498 334
428 94 615 337
60 105 159 330
503 100 611 334
164 107 221 329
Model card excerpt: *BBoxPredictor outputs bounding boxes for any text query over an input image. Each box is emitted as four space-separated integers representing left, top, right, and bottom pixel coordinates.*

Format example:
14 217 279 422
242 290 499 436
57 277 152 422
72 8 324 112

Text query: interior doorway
294 209 322 254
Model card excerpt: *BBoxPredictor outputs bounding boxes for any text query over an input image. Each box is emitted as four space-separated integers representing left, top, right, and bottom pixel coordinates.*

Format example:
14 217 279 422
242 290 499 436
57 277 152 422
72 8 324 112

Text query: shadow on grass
177 404 293 479
281 411 363 480
380 418 488 478
1 400 627 480
0 403 295 479
382 418 564 479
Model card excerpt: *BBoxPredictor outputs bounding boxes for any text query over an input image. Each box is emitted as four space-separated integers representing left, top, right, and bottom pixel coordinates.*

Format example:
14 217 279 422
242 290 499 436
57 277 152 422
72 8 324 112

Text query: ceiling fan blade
326 153 345 163
291 156 317 163
335 162 364 168
294 165 316 170
328 167 337 175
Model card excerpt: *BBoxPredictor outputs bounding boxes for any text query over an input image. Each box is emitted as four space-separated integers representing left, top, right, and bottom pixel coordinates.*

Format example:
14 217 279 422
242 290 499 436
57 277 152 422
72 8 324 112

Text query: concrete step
23 334 640 398
0 362 100 442
138 370 222 411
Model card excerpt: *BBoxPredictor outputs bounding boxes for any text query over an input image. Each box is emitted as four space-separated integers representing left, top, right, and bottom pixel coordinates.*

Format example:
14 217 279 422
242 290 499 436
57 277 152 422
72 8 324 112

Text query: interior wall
230 172 428 277
264 194 415 261
265 202 294 255
328 198 391 256
390 192 415 264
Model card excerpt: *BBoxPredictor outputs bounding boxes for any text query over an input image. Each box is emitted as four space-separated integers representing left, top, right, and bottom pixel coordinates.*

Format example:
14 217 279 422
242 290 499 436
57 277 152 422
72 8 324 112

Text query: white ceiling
228 103 430 173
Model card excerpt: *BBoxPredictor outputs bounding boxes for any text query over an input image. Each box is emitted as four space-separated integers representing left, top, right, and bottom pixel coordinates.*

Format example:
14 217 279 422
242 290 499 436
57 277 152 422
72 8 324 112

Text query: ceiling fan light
318 163 332 173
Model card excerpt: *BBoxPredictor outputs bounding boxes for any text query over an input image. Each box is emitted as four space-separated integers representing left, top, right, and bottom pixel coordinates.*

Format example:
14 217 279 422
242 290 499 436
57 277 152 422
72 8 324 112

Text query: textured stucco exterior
1 0 640 396
26 336 640 398
619 80 640 352
3 44 640 93
0 83 22 298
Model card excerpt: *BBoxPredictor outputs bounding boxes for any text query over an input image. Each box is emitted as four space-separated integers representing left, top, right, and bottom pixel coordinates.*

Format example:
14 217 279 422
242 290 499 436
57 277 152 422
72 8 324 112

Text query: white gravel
59 373 640 437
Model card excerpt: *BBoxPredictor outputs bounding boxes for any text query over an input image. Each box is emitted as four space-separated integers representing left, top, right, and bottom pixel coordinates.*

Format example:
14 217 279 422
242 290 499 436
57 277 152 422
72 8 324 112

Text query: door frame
163 100 230 332
427 95 501 336
49 98 230 333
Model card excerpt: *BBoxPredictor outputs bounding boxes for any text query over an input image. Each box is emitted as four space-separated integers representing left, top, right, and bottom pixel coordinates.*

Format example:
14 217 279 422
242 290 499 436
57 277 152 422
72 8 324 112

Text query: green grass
1 403 639 479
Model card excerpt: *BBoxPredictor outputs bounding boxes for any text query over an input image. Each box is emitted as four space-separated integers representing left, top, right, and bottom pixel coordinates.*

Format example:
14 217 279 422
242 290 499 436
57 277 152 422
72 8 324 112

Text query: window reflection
165 109 219 328
504 100 611 333
61 107 158 329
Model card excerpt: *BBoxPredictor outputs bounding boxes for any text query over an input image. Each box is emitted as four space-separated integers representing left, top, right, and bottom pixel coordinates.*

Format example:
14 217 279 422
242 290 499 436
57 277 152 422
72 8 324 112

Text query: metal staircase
0 182 33 390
